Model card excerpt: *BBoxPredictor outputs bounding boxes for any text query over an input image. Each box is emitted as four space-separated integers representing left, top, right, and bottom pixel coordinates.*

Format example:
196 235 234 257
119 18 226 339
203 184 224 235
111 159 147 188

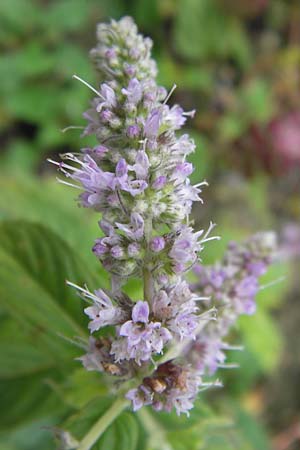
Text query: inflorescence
50 17 276 416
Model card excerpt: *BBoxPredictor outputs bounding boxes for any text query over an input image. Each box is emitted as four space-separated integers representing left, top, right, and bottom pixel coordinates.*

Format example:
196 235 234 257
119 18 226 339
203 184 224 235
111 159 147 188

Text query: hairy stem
77 398 129 450
143 216 153 303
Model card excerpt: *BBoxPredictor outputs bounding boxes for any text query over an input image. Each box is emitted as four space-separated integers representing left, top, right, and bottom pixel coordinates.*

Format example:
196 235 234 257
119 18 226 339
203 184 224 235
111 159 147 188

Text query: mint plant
49 17 276 449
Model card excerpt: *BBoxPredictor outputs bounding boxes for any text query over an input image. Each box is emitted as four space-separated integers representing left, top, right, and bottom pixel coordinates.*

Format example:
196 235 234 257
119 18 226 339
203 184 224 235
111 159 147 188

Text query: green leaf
0 220 106 433
61 397 140 450
0 370 68 431
238 308 283 373
0 174 101 268
0 220 98 331
0 219 103 390
241 80 273 124
174 0 251 67
138 402 233 450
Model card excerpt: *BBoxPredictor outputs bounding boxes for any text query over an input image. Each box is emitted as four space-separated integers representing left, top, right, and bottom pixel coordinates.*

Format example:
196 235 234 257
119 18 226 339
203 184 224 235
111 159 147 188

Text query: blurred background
0 0 299 449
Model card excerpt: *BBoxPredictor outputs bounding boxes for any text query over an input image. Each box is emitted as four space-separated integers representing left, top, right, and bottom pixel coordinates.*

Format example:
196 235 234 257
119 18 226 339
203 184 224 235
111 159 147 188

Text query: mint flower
50 17 276 417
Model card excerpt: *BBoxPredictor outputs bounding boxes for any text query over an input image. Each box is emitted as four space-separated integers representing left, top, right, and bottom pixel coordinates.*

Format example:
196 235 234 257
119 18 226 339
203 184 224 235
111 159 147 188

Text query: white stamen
72 74 105 99
56 333 88 350
182 109 196 117
163 84 177 105
194 180 209 188
218 363 239 369
66 280 110 307
61 125 85 133
47 158 60 167
201 235 221 244
56 178 81 190
259 276 285 291
194 296 211 302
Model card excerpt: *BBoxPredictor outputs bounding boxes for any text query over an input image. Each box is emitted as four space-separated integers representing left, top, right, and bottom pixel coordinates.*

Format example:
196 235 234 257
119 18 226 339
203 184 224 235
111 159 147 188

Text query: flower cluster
187 232 277 373
52 17 276 416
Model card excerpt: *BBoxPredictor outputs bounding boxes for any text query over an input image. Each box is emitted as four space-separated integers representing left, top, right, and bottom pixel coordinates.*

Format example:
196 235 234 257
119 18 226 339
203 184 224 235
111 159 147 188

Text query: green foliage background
0 1 299 449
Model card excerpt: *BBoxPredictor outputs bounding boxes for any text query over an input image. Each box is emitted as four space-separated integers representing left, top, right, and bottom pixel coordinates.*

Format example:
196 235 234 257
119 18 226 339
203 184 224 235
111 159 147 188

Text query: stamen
163 84 177 105
56 178 81 190
61 125 85 133
259 276 285 291
194 180 209 188
56 333 88 350
217 363 239 369
72 74 105 99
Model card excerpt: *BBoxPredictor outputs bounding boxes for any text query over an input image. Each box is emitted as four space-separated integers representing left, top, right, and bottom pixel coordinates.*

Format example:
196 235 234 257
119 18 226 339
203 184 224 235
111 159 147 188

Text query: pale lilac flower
116 213 144 240
126 124 140 138
111 301 172 365
84 289 127 332
152 175 167 189
128 150 149 179
150 236 165 252
96 83 117 111
126 387 153 411
144 108 161 139
122 78 143 104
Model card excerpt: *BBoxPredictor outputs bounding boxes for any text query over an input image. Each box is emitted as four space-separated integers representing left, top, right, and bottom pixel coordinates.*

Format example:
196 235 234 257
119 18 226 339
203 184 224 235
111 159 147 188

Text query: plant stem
143 216 153 303
77 398 129 450
138 408 174 450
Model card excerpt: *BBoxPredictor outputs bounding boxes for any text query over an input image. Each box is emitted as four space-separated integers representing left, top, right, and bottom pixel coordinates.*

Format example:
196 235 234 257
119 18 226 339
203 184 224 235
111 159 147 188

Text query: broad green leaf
0 174 101 268
0 220 98 329
0 220 103 385
0 220 106 434
0 368 69 431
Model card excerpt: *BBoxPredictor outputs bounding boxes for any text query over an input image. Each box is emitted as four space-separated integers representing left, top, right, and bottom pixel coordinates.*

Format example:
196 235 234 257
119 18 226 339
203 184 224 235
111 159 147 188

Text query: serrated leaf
0 219 104 396
0 220 98 332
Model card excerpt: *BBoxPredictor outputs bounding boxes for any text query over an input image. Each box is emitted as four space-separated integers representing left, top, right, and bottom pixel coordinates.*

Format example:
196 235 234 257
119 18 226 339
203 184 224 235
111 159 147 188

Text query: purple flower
126 125 140 138
84 289 127 332
152 176 167 189
246 261 266 277
116 212 144 241
165 105 186 129
78 337 104 372
168 311 198 340
150 236 165 252
111 301 172 364
93 238 109 256
132 301 149 323
115 158 128 178
171 162 194 183
127 242 141 257
96 83 117 111
128 150 150 179
171 134 196 156
100 109 113 123
122 78 143 104
169 227 202 267
144 108 161 139
111 245 124 259
126 387 152 411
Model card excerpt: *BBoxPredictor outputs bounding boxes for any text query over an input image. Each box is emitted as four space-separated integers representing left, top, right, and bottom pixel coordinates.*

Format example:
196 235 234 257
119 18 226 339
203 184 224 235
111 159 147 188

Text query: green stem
138 408 174 450
143 266 152 302
77 398 129 450
143 216 153 303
